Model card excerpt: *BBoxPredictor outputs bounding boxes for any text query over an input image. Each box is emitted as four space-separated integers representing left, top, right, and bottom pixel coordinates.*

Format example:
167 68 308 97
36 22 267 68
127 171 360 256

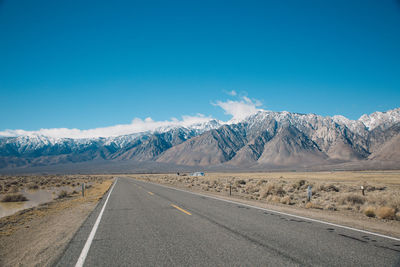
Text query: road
56 177 400 266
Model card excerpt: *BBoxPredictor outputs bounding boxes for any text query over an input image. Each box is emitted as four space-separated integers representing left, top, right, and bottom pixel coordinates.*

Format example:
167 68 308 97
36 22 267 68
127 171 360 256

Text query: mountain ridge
1 108 399 172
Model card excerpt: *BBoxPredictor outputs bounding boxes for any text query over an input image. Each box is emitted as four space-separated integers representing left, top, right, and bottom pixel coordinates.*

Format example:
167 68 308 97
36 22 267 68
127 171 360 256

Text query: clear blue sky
1 0 399 131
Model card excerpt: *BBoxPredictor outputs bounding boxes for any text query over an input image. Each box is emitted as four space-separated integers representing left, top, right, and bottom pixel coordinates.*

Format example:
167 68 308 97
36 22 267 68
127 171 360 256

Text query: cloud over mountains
0 95 262 139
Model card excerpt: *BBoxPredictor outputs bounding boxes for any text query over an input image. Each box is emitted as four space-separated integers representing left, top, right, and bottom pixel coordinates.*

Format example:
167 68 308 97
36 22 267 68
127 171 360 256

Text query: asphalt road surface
56 177 400 266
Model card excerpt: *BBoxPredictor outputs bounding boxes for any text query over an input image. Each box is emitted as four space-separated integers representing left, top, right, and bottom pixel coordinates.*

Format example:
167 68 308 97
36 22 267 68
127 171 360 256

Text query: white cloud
227 90 237 96
213 96 263 122
0 114 214 139
0 93 264 139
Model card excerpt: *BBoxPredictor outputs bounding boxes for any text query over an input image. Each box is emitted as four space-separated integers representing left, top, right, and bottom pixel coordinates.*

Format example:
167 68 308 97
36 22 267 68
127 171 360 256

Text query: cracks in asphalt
263 211 311 224
338 233 400 253
338 233 368 243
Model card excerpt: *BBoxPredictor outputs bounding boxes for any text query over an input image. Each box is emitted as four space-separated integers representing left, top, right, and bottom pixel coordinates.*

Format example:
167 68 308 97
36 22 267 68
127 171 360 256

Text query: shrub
270 196 281 203
387 193 400 211
1 193 28 202
237 179 246 185
325 184 339 192
376 206 395 220
57 190 69 199
293 180 306 190
245 185 259 194
280 196 291 205
275 186 286 197
366 185 386 192
28 184 39 190
340 194 365 205
305 202 313 209
256 179 268 186
259 188 269 199
364 206 376 217
9 186 19 193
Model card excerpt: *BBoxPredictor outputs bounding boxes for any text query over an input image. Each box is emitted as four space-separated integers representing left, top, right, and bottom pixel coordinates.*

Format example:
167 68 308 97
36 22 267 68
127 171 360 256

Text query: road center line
75 178 118 267
171 204 192 215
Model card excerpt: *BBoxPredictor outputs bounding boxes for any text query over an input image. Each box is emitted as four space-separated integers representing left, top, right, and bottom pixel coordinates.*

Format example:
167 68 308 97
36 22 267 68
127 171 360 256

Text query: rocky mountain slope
1 108 399 171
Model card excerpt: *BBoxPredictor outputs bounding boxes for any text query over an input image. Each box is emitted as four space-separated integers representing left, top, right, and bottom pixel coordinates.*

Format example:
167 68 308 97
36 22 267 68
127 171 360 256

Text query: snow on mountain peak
359 108 400 130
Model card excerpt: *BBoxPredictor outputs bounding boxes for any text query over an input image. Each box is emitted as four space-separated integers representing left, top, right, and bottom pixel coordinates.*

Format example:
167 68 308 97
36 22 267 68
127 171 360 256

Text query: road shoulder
0 180 113 267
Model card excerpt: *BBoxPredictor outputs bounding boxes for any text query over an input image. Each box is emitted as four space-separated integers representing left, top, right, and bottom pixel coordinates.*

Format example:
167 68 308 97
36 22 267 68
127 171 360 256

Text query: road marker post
82 183 85 197
307 185 312 202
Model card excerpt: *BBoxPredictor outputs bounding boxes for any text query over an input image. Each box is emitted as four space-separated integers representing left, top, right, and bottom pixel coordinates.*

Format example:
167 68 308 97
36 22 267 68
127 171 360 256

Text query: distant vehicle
191 172 205 176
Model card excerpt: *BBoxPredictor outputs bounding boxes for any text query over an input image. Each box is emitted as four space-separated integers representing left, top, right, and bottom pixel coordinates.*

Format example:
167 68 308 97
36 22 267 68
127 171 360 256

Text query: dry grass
363 206 376 217
339 194 366 205
280 196 292 205
376 206 396 220
0 174 111 195
0 177 114 237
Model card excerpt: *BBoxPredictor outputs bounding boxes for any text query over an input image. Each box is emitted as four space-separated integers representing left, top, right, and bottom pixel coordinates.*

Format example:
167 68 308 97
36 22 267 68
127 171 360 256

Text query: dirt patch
126 171 400 238
0 176 113 267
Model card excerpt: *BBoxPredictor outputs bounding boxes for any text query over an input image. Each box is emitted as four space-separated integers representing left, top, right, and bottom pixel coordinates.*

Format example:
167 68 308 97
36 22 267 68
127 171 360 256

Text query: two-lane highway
56 177 400 266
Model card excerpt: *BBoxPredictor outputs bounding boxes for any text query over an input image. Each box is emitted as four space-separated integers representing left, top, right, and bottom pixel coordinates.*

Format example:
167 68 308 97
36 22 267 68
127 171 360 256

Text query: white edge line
75 178 118 267
134 178 400 242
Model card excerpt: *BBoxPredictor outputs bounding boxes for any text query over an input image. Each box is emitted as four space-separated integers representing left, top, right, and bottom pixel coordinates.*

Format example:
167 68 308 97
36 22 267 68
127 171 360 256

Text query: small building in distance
191 172 205 176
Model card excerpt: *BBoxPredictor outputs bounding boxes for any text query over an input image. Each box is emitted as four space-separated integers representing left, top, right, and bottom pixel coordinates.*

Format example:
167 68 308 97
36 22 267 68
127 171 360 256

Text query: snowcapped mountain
0 119 223 155
359 108 400 130
0 108 399 171
156 108 400 168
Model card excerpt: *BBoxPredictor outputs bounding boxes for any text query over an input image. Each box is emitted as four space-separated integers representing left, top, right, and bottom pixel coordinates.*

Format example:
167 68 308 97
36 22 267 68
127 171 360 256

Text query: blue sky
1 0 399 135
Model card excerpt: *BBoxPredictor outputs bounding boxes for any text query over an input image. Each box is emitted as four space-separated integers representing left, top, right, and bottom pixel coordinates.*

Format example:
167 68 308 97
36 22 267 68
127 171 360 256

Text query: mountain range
1 108 399 173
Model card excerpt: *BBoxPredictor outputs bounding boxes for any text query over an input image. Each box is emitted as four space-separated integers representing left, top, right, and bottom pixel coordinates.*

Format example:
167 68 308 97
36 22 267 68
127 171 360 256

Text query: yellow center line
148 191 154 195
171 204 192 215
